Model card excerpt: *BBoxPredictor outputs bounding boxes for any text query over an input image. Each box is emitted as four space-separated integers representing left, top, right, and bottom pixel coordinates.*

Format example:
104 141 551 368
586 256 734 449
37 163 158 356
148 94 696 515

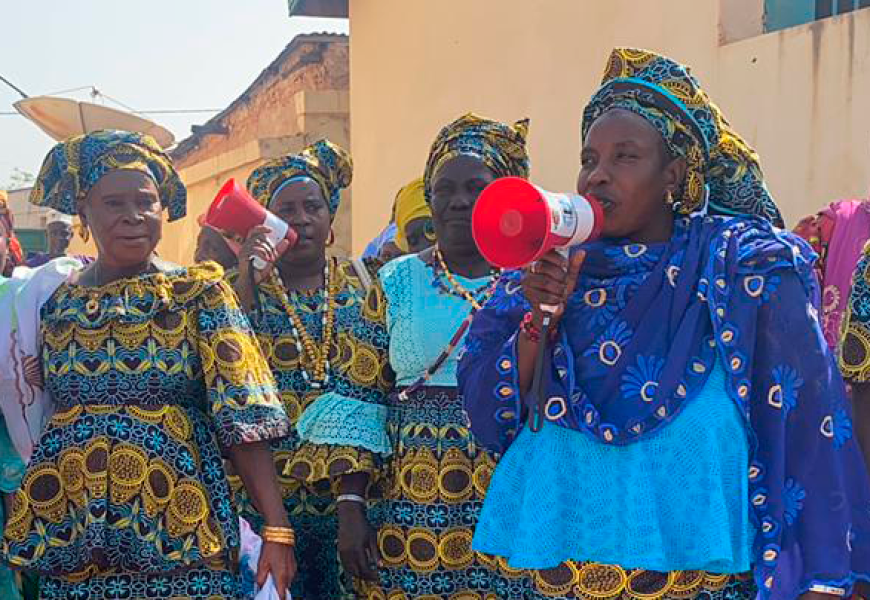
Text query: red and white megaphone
205 178 298 269
472 177 605 270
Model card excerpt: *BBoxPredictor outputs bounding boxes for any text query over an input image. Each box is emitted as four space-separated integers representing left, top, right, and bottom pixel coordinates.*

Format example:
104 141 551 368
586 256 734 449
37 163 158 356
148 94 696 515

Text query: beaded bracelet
520 312 542 342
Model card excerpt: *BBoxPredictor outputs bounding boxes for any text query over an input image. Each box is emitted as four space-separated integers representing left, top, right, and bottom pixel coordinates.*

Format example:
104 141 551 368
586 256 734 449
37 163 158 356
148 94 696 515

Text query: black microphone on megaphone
471 177 606 432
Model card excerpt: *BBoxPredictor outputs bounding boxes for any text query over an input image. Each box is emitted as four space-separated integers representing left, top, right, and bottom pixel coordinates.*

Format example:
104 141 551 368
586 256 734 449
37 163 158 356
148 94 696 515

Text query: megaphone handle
247 259 263 314
528 314 553 433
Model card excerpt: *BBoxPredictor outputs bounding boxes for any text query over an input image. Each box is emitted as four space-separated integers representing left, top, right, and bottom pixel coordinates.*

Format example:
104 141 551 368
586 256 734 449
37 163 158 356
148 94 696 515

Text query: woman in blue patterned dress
459 48 870 600
1 130 297 600
232 139 394 600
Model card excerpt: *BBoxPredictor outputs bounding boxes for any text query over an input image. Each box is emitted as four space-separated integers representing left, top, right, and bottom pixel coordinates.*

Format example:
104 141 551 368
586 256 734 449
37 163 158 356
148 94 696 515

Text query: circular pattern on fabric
533 562 580 597
640 382 658 402
400 461 439 504
438 461 472 502
58 449 85 495
127 406 167 424
576 563 628 599
584 289 607 308
84 439 109 498
472 458 494 497
438 529 474 570
626 569 674 598
406 528 439 572
108 444 148 488
4 491 31 542
821 415 835 439
144 460 174 516
378 526 407 566
768 384 783 409
545 397 567 421
842 328 870 377
167 482 209 536
271 338 300 369
625 244 647 258
743 275 765 297
666 265 680 287
669 571 704 598
164 407 193 440
27 466 64 521
599 341 622 366
351 346 380 385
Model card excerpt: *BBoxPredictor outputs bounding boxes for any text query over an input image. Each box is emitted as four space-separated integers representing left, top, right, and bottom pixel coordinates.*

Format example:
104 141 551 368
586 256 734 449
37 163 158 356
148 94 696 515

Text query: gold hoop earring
75 221 90 243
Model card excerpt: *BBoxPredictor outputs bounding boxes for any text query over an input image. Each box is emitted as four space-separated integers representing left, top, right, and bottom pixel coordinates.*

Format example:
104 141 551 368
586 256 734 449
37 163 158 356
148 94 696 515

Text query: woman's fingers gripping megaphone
239 225 291 285
521 249 586 331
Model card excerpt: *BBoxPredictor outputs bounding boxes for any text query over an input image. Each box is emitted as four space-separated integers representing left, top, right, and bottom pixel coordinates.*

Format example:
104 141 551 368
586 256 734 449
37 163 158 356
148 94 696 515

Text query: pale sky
0 0 348 188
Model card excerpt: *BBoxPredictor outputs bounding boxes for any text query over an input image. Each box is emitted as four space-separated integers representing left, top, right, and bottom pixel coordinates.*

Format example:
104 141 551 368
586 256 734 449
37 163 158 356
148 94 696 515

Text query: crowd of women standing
0 46 870 600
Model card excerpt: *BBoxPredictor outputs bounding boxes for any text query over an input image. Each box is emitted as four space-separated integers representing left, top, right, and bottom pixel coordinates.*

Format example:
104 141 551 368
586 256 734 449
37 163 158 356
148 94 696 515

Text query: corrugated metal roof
170 33 348 162
287 0 348 18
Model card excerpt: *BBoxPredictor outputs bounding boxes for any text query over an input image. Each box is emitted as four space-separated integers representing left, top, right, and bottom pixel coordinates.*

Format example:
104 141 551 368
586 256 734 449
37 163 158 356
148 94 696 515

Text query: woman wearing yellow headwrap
233 139 394 599
393 177 434 254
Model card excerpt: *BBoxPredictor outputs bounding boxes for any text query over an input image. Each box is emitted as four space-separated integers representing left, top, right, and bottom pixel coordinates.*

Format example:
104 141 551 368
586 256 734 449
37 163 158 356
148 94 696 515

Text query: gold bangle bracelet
262 533 296 546
262 526 296 546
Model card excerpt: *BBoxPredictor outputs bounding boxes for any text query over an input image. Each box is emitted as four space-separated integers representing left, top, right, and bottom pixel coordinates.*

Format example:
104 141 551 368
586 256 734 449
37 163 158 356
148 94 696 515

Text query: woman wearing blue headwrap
459 49 870 600
1 130 296 600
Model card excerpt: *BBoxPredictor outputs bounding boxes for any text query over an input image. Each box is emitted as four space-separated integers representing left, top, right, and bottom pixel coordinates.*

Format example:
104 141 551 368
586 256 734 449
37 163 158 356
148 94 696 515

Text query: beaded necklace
272 258 337 390
433 247 497 310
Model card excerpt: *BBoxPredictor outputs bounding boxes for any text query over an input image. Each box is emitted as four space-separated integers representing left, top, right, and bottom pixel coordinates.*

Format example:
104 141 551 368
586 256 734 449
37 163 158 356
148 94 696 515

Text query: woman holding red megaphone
459 49 870 600
231 140 394 599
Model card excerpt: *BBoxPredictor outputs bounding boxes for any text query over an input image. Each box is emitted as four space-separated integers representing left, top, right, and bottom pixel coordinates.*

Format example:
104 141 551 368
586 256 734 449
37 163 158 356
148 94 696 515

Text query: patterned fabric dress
0 263 290 600
362 254 539 600
229 257 393 600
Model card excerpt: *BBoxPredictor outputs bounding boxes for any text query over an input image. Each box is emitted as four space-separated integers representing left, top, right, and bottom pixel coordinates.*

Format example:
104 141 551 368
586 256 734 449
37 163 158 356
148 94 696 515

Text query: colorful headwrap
0 191 24 276
582 48 783 226
424 113 530 202
29 130 186 222
246 139 352 219
394 177 430 251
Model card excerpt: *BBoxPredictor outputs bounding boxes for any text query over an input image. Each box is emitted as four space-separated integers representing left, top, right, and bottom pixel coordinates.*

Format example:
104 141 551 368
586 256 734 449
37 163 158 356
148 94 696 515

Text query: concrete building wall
347 0 870 253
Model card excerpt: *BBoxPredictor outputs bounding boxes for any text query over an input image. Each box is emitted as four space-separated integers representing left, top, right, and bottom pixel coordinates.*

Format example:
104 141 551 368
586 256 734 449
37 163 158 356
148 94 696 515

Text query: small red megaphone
472 177 605 270
205 179 298 269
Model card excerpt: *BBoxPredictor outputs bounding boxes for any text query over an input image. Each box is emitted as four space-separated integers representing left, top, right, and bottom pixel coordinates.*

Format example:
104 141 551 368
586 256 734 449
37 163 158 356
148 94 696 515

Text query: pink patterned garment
794 199 870 353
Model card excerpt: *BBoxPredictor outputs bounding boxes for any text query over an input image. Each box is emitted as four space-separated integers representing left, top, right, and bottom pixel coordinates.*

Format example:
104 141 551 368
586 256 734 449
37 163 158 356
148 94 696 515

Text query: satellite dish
14 96 175 149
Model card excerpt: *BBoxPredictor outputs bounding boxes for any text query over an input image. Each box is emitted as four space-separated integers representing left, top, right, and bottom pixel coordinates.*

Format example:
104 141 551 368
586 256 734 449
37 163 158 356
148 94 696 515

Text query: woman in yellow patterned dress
232 139 394 599
356 114 543 600
1 130 297 600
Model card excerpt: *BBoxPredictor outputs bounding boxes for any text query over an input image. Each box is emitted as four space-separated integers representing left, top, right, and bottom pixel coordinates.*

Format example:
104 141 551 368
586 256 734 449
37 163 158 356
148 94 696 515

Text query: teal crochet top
472 358 755 572
380 254 493 386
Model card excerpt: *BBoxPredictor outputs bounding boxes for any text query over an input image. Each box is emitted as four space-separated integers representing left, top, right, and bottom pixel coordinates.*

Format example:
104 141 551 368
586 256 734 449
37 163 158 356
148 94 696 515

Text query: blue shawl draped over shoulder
459 215 870 599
